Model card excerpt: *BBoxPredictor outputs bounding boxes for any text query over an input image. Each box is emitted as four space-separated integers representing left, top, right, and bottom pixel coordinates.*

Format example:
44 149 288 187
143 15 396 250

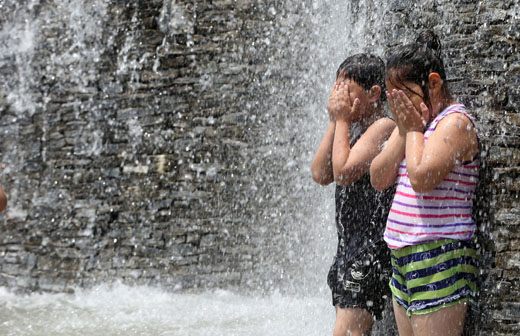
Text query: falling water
0 0 392 334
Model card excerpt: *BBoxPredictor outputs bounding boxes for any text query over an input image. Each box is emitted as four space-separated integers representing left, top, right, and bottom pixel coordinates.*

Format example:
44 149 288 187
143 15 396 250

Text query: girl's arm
369 126 405 190
405 113 478 193
334 117 396 186
311 120 336 185
390 90 478 193
370 90 406 191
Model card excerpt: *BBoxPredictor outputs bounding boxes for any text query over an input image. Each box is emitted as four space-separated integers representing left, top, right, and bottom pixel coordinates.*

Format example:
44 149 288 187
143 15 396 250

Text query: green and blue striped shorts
389 238 479 316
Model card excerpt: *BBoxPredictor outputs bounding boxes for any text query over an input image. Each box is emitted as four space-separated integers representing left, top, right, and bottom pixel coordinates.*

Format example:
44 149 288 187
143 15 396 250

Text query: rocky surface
383 1 519 334
0 0 518 334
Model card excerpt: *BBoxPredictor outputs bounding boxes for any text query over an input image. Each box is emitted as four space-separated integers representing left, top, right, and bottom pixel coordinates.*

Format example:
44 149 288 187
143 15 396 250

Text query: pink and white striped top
384 104 480 249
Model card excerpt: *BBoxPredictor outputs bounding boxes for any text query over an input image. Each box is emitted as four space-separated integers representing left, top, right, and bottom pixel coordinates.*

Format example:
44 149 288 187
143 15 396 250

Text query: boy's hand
327 81 359 123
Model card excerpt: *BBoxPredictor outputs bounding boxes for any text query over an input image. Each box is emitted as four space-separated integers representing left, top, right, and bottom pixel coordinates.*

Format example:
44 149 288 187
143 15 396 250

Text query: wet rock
0 1 518 334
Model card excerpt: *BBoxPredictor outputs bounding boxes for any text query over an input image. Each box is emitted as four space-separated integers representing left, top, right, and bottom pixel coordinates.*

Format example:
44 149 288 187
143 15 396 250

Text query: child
312 54 396 336
370 30 480 336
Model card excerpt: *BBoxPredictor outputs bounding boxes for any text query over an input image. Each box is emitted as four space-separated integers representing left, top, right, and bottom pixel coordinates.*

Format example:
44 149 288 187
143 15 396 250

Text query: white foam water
0 283 333 336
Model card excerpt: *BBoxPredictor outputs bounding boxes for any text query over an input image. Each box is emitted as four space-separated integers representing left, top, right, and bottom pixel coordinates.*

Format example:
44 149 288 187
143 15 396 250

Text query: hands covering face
327 81 360 123
387 89 429 135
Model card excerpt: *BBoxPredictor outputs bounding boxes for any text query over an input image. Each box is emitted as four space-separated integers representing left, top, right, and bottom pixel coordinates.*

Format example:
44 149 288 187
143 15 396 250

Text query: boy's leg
411 302 467 336
334 306 374 336
392 299 413 336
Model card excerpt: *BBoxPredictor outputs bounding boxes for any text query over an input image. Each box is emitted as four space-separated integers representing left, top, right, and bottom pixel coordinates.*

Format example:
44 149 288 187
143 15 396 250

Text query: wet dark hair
336 53 386 95
386 29 452 108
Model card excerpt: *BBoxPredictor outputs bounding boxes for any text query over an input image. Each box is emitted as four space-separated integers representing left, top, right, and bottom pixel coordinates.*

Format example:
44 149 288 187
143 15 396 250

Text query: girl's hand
327 81 359 123
386 90 402 135
389 89 428 133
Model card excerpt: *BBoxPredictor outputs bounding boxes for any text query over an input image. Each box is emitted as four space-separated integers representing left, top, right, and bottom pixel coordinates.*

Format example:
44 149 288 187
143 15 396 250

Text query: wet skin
370 73 478 194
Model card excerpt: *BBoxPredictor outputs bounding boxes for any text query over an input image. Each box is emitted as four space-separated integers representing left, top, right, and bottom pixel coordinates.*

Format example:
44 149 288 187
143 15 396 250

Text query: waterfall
0 0 390 295
1 0 519 335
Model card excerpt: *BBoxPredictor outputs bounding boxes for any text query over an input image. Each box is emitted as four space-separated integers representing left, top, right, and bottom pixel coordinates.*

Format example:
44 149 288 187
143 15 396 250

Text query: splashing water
0 0 392 334
0 283 333 336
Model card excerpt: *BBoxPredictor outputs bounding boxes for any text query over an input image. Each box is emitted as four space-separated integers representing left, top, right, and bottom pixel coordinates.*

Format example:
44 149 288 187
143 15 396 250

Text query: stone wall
0 0 518 335
0 0 316 293
382 1 519 334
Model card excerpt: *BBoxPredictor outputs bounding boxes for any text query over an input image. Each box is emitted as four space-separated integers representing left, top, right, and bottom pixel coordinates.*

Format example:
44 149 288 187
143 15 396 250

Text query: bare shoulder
436 112 476 136
357 117 396 149
433 112 478 158
366 117 396 136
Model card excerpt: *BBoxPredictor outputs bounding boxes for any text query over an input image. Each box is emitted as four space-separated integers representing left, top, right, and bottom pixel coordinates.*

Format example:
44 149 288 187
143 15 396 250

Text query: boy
311 54 395 336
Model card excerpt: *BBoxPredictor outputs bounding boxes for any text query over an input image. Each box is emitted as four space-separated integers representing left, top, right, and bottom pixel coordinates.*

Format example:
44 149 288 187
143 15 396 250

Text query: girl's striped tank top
384 104 480 249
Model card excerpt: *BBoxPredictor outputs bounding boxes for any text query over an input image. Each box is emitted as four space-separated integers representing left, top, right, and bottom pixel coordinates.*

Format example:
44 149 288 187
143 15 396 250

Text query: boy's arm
370 127 405 191
334 118 396 186
311 121 335 185
311 80 342 186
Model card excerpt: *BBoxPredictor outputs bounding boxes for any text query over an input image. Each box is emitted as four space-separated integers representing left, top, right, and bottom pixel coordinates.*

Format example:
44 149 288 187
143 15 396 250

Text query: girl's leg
411 302 467 336
334 305 374 336
392 299 413 336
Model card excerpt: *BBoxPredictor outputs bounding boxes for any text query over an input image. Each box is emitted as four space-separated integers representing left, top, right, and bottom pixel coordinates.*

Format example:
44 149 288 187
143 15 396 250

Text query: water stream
0 0 394 334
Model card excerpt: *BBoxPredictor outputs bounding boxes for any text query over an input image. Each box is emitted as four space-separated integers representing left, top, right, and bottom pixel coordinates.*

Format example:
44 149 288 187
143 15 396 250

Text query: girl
370 30 480 336
312 54 395 336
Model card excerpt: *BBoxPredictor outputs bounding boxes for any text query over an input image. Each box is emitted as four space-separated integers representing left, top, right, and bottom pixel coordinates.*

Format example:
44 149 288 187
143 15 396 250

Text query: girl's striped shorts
389 238 479 316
